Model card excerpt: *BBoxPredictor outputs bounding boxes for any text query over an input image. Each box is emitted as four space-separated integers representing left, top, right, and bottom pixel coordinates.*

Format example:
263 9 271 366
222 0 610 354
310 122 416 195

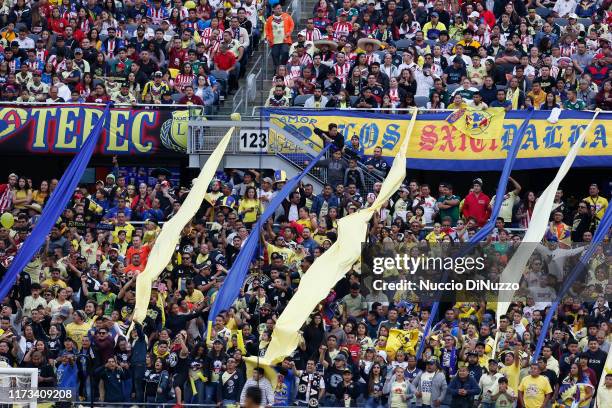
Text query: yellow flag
129 128 234 331
596 352 612 407
446 107 506 140
261 108 419 365
386 328 420 359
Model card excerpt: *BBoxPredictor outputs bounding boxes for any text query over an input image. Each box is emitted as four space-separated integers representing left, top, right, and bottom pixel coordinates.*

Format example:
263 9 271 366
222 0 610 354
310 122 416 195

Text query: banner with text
264 109 611 171
0 104 199 156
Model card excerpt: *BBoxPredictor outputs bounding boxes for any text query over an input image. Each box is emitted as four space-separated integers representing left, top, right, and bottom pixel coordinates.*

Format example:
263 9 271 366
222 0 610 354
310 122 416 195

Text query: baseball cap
74 48 83 54
334 353 347 361
473 178 483 186
10 40 18 47
154 71 163 77
431 12 439 17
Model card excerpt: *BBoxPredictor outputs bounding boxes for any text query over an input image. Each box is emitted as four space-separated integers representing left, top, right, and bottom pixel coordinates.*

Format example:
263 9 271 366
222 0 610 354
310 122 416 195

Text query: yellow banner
267 110 610 170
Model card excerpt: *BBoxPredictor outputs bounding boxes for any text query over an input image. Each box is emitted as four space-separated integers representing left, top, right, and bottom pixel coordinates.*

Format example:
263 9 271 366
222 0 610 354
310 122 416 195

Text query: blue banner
533 205 612 361
208 144 332 323
416 109 535 358
0 105 111 302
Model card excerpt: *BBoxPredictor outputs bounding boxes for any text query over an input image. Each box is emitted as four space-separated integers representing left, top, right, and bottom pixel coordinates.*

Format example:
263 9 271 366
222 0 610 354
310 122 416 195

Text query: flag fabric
597 355 612 407
386 328 420 359
495 110 601 326
0 105 111 303
416 108 535 358
207 144 332 324
534 204 612 361
261 108 419 365
446 107 506 140
130 128 234 328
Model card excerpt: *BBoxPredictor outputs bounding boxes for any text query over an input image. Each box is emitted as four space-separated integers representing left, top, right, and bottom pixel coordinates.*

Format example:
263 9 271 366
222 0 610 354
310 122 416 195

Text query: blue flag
208 144 332 322
0 105 111 302
533 205 612 361
417 108 535 358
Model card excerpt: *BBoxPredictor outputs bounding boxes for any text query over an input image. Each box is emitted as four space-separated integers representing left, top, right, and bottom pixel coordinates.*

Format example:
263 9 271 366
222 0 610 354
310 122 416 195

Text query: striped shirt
333 62 351 83
332 22 351 40
299 28 322 42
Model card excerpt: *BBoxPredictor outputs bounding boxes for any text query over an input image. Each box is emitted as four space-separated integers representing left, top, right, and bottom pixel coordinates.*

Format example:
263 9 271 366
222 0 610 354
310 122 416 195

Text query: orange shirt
125 244 151 266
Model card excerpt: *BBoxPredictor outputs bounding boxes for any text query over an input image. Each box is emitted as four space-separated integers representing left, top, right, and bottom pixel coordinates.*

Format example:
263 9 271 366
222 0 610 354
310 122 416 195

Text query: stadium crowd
264 0 612 110
0 138 610 407
0 0 610 407
0 0 265 112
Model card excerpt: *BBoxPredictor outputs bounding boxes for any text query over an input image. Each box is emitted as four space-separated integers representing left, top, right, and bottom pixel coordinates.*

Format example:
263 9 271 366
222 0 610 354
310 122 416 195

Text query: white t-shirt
420 371 435 405
413 196 437 224
490 191 519 223
479 372 503 403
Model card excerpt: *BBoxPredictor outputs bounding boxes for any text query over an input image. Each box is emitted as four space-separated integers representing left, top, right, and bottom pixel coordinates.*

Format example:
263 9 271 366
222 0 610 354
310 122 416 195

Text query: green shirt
437 194 461 225
90 292 117 316
563 99 586 110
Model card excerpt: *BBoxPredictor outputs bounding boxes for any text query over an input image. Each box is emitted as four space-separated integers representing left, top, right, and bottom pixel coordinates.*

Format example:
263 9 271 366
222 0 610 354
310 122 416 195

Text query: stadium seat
293 94 310 107
415 96 429 107
425 39 437 48
555 18 568 27
395 39 413 50
447 83 460 94
171 93 183 103
535 7 551 18
578 18 591 27
375 50 386 60
496 85 507 91
28 34 39 42
350 96 359 106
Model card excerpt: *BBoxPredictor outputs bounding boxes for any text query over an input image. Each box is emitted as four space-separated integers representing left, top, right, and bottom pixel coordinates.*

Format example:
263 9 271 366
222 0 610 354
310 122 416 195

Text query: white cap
469 11 480 18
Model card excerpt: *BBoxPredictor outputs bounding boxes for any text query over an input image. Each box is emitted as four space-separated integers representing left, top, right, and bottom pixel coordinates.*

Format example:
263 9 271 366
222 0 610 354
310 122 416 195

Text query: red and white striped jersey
560 43 577 58
201 27 223 43
287 64 303 79
36 48 48 63
79 19 91 34
299 53 313 67
388 88 401 104
173 6 189 20
333 61 351 83
299 28 322 42
332 22 351 41
364 53 380 65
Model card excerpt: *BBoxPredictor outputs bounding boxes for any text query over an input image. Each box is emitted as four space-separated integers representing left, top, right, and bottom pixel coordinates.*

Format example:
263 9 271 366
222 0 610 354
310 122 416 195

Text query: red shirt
462 191 491 227
178 95 204 105
49 17 69 35
168 47 187 69
214 51 236 71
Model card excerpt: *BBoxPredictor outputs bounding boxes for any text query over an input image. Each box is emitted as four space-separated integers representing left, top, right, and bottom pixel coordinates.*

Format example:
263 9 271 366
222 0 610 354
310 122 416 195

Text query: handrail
252 106 612 113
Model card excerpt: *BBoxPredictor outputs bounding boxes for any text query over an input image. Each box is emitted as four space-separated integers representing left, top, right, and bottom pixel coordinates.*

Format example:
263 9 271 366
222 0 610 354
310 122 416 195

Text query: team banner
0 104 198 156
263 109 611 171
446 107 506 140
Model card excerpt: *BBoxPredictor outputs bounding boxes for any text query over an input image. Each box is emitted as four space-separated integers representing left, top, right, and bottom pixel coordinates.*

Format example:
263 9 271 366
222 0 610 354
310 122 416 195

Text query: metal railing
231 55 263 114
229 0 303 113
